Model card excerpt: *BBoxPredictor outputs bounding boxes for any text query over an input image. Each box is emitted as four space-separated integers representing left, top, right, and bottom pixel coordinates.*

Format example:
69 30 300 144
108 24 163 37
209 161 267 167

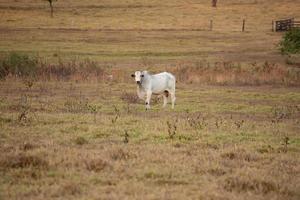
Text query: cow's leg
163 94 168 108
162 90 169 108
170 92 176 109
145 91 152 110
137 87 145 100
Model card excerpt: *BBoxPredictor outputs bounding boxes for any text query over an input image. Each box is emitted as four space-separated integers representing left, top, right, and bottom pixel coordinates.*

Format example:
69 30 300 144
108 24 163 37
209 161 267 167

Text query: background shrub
0 52 38 79
280 28 300 54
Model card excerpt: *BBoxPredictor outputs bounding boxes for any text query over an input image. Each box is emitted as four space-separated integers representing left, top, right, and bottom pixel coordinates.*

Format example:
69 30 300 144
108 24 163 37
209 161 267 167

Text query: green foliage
280 28 300 54
0 52 38 79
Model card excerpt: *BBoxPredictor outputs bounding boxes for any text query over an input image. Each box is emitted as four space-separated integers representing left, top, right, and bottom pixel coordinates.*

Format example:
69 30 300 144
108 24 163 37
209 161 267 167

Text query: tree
45 0 57 17
212 0 217 7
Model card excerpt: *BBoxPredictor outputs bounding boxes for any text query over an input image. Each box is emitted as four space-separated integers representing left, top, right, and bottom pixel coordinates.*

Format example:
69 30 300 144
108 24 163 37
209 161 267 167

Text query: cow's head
131 71 144 84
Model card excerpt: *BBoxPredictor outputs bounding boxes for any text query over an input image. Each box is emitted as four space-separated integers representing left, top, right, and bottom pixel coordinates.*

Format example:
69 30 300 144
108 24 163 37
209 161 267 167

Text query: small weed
87 103 101 123
17 94 34 125
74 136 88 145
111 115 119 124
110 148 130 160
167 118 178 139
123 130 129 143
178 134 193 142
234 120 244 129
187 114 208 133
215 117 223 128
113 105 120 115
23 78 35 90
111 105 120 124
84 158 110 172
18 106 30 123
281 136 290 153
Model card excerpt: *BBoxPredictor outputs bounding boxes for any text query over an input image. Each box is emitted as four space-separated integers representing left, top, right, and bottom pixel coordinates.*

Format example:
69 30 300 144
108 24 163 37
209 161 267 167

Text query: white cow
131 71 176 109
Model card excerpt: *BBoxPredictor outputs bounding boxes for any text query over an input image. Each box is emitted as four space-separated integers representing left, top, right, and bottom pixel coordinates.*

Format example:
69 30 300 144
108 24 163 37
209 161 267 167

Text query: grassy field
0 80 300 199
0 0 300 199
0 0 300 63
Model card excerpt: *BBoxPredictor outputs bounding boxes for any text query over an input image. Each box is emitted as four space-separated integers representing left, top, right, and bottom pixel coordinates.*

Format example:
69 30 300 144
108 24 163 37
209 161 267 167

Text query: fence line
274 18 300 32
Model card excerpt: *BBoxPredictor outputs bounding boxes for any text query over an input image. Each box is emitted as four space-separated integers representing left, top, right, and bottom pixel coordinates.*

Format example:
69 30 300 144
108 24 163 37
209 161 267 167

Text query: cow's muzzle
136 81 141 84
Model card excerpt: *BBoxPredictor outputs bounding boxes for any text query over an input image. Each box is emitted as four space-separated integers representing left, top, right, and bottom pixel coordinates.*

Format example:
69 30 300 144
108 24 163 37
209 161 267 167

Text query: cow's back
150 72 175 93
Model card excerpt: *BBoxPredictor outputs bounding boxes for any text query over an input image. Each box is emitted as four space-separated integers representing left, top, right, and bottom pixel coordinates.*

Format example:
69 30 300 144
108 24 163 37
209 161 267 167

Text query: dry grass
0 0 300 199
169 60 300 86
0 153 49 170
0 0 300 63
0 80 299 199
1 55 300 86
120 91 139 104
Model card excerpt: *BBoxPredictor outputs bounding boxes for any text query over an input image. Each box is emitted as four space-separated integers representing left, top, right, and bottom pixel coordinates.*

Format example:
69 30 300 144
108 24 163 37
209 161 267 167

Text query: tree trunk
212 0 217 7
49 1 53 17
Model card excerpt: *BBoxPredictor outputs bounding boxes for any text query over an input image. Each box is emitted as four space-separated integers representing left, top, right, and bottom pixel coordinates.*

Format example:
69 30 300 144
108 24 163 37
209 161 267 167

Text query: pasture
0 80 299 199
0 0 300 199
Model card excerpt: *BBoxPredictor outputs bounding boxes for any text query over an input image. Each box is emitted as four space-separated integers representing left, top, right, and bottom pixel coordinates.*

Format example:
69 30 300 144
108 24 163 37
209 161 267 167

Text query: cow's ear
131 74 135 77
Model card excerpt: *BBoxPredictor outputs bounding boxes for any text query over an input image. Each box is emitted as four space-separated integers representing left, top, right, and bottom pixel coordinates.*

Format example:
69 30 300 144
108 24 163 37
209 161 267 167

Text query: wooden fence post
242 19 245 32
210 20 213 31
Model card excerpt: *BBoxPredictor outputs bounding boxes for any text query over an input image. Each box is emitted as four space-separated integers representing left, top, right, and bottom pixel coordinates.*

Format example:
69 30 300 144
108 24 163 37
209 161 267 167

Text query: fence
273 18 300 32
294 21 300 29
